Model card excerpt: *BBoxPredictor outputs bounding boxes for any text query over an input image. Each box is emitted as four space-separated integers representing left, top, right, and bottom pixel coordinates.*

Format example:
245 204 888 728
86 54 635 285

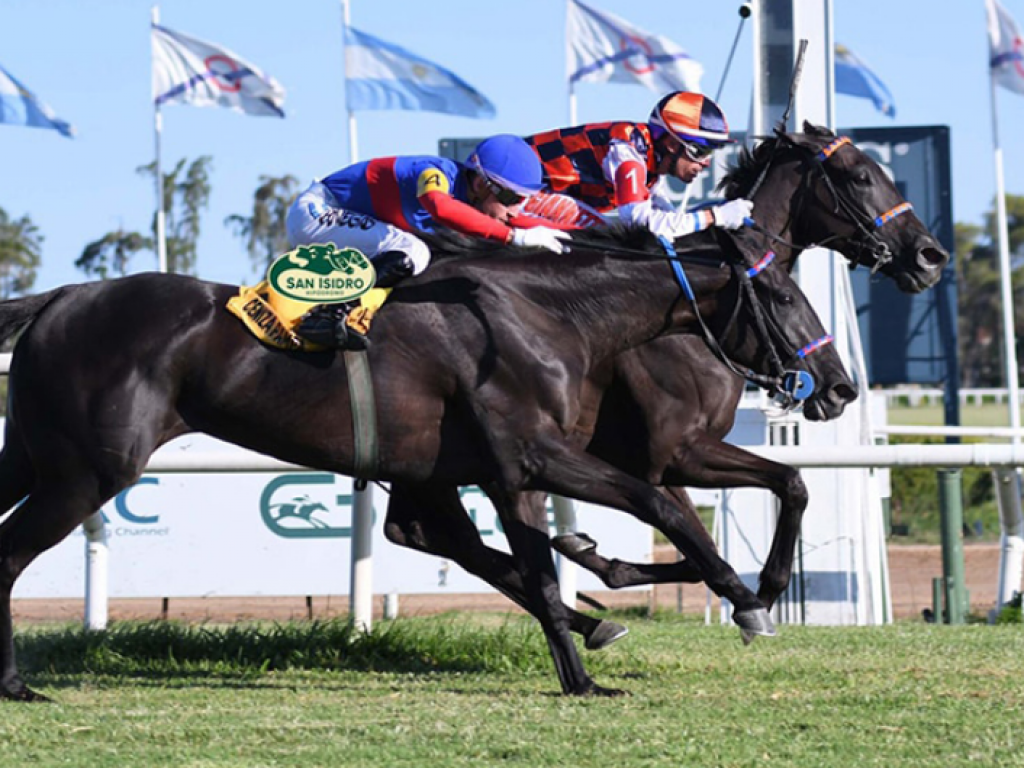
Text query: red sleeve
419 190 511 242
506 213 582 231
612 159 650 205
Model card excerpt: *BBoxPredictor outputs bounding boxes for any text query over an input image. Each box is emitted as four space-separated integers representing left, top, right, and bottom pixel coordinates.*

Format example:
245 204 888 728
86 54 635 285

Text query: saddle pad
226 281 392 352
226 281 323 352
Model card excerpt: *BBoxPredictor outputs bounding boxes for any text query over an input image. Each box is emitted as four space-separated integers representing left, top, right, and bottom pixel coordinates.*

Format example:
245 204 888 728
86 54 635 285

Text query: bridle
744 132 914 274
659 235 833 412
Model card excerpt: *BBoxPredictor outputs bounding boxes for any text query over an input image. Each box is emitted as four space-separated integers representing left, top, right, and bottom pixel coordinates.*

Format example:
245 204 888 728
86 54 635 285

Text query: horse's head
719 122 949 294
706 234 859 421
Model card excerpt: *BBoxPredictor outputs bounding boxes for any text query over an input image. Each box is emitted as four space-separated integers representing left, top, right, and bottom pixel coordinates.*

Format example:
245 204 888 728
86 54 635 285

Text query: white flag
152 24 285 117
567 0 702 93
987 0 1024 95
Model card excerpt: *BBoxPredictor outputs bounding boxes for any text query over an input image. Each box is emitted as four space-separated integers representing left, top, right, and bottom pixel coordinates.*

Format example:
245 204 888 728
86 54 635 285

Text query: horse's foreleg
486 486 623 697
531 440 773 640
663 435 808 609
383 483 627 651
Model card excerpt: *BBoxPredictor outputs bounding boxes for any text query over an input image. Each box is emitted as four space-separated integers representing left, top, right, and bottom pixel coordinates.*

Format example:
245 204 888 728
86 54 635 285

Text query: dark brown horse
0 222 852 699
381 123 948 643
550 124 949 606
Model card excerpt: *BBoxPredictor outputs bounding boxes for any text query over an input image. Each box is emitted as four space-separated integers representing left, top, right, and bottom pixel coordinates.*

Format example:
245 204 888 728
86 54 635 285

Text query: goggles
485 178 527 206
679 141 716 162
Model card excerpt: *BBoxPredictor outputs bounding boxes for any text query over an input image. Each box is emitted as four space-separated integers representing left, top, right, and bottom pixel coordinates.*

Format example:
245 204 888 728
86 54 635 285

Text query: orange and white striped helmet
648 91 733 148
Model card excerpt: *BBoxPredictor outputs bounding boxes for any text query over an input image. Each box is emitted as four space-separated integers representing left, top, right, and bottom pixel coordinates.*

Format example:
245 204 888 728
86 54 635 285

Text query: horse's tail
0 286 72 345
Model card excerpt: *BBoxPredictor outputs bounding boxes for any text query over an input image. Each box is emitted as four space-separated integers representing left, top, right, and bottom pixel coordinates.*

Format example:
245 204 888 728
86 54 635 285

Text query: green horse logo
267 243 377 304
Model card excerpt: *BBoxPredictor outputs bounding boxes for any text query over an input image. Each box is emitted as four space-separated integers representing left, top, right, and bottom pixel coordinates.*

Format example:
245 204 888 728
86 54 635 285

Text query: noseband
747 133 915 273
659 236 833 412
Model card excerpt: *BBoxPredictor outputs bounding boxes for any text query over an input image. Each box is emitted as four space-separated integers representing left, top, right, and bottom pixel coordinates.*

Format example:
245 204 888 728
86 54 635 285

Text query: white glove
511 226 571 254
712 199 754 230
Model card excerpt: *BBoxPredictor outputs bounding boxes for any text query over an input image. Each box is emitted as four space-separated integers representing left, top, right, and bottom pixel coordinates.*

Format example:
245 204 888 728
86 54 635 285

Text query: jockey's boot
295 252 415 351
296 302 367 350
372 250 416 288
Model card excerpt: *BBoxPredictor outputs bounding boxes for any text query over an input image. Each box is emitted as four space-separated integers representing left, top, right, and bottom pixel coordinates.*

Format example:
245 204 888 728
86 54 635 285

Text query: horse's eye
780 291 795 306
853 168 871 185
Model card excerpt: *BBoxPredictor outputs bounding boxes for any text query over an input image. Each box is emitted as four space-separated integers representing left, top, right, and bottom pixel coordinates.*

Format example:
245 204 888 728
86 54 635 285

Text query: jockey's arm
601 141 714 239
419 190 512 242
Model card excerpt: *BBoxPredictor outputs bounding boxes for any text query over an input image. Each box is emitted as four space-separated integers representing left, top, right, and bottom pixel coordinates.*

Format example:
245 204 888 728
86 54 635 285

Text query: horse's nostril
832 383 859 404
919 246 948 268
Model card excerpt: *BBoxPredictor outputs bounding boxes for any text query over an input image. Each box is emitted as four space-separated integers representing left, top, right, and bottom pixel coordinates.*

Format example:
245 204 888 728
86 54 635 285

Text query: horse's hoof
733 607 776 644
552 532 598 557
1 683 51 703
573 681 628 697
585 620 629 651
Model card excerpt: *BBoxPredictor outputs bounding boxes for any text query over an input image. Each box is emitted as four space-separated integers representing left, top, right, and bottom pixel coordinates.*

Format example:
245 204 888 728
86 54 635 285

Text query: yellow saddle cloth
226 281 390 352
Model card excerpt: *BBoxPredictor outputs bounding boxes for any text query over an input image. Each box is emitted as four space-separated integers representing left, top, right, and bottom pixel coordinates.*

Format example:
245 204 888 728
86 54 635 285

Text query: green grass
4 614 1024 767
888 402 1023 429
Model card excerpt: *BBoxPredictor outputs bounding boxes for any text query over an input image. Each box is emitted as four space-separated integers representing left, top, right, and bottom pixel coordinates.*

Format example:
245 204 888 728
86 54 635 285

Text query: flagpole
567 0 578 124
989 60 1024 611
341 0 359 164
151 5 168 273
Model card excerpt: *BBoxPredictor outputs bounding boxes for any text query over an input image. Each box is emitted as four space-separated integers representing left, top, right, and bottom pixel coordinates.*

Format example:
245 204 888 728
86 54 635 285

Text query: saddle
226 280 390 352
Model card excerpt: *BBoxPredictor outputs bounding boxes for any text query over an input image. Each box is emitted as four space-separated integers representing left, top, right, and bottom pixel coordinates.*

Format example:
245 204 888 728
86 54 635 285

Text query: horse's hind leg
0 433 36 520
0 464 123 701
383 483 627 651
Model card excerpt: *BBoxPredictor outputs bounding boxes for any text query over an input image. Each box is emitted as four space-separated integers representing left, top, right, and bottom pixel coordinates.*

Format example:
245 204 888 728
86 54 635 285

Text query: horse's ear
801 120 835 139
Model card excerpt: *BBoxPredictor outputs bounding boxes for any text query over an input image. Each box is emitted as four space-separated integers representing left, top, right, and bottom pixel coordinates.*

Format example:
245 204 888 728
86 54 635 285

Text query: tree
225 174 298 274
75 229 152 279
76 156 213 279
0 206 42 298
956 193 1024 387
137 156 213 275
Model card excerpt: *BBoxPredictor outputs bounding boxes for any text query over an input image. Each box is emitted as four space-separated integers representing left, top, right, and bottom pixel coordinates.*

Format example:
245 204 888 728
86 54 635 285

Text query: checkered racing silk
525 122 658 213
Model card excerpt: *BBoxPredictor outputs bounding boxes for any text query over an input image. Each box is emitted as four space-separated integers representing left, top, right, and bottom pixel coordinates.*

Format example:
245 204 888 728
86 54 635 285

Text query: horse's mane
717 122 837 199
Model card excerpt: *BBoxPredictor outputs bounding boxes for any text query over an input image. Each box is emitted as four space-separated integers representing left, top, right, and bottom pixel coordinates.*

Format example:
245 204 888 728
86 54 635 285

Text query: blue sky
3 0 1023 292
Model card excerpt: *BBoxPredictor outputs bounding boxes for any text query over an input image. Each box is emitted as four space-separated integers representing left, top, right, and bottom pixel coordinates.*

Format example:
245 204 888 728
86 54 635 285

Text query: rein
657 235 832 411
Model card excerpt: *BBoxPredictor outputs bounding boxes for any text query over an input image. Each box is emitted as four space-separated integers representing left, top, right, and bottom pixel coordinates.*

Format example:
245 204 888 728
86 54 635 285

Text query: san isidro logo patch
268 243 377 304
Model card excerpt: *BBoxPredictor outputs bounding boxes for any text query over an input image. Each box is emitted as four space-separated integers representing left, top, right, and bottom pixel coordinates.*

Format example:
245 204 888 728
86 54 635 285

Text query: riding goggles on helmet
679 141 716 162
484 178 527 206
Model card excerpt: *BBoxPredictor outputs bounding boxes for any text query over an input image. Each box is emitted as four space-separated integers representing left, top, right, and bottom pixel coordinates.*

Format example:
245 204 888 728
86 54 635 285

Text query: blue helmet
467 134 544 197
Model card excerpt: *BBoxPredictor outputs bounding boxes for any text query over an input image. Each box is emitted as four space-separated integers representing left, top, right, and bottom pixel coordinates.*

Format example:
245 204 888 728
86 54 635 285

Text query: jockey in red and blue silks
285 134 570 349
522 91 754 236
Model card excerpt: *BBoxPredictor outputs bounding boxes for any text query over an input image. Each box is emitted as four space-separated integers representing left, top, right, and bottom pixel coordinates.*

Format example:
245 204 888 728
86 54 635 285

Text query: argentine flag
0 63 74 138
344 26 495 118
834 44 895 118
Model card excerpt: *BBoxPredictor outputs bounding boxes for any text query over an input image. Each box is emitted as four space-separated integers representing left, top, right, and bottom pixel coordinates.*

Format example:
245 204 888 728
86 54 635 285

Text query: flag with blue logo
152 24 286 117
566 0 703 93
0 63 74 138
987 0 1024 95
834 44 895 118
344 26 495 118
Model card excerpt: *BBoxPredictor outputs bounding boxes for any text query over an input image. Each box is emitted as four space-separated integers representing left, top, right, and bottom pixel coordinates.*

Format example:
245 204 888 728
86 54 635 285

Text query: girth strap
344 349 379 480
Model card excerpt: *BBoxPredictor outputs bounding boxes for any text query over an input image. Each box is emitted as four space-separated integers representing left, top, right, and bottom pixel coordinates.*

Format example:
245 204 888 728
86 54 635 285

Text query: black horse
383 123 949 631
549 124 950 603
0 223 852 700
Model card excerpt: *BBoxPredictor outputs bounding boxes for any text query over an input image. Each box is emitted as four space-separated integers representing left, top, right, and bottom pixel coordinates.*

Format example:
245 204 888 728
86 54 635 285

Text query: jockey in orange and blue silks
285 134 570 349
522 91 754 237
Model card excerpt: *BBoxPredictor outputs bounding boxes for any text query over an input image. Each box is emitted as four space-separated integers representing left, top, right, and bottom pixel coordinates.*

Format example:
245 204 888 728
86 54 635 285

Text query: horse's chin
802 397 849 422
